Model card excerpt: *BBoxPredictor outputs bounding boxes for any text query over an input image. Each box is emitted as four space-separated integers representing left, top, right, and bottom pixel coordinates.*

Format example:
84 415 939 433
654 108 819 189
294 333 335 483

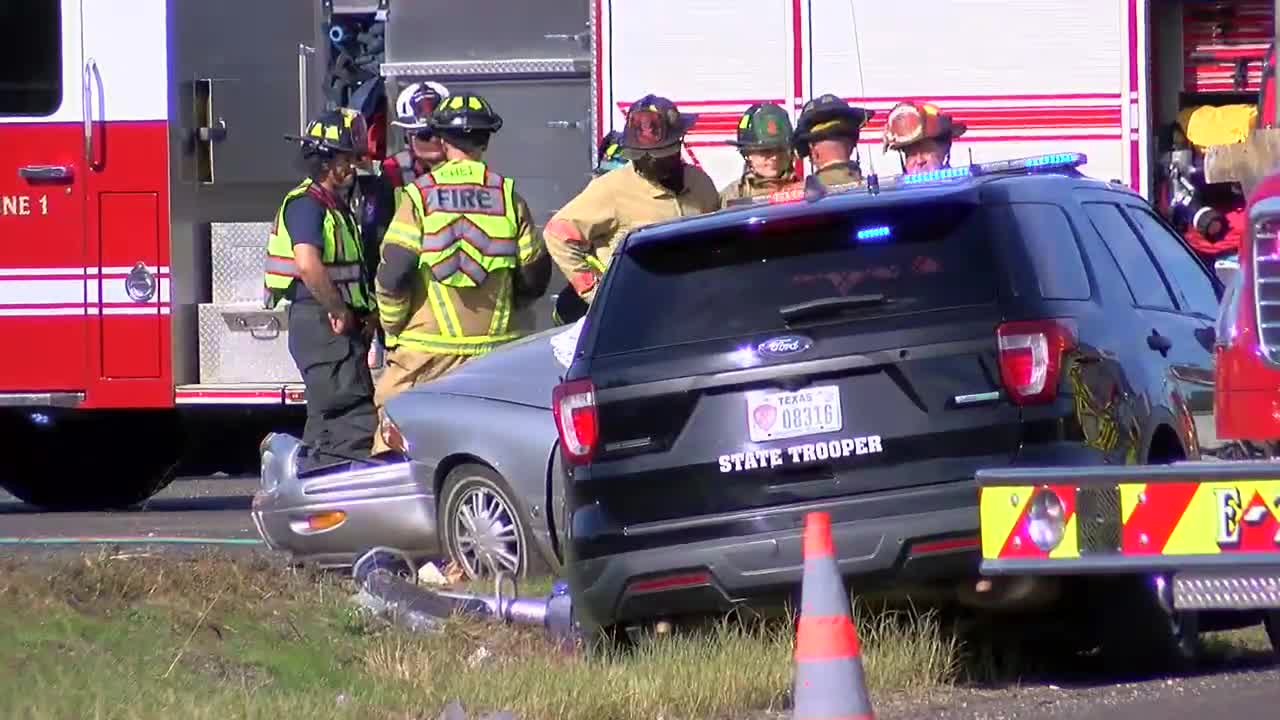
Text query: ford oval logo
757 334 813 358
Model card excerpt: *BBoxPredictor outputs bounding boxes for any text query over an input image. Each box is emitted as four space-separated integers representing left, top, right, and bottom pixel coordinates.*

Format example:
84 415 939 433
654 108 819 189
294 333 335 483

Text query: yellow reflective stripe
438 281 464 334
384 222 422 250
377 293 411 329
516 228 537 263
585 255 607 274
394 330 521 356
425 281 455 337
488 276 512 336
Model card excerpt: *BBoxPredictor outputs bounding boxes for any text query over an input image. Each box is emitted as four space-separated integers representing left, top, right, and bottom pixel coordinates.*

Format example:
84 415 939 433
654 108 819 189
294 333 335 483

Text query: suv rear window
593 200 1001 355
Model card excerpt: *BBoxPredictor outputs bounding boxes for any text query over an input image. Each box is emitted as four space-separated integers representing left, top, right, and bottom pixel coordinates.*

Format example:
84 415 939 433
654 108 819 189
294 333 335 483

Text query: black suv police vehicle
552 154 1224 640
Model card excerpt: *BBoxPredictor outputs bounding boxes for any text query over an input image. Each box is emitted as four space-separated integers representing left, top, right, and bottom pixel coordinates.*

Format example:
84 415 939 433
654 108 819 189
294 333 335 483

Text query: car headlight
1027 487 1067 552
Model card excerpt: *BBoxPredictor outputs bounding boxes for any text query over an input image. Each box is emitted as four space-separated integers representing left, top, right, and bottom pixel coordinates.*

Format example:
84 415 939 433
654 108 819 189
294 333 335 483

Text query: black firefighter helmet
792 94 873 159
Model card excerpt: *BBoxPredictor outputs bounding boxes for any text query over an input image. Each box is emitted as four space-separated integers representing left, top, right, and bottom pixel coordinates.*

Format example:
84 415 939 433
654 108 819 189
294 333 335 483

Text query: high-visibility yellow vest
377 159 524 356
408 159 520 288
263 179 372 311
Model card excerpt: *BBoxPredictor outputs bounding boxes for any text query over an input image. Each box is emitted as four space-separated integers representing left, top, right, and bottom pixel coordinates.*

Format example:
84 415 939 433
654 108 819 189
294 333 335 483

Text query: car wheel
439 463 547 580
1097 575 1202 675
1265 611 1280 656
0 410 181 510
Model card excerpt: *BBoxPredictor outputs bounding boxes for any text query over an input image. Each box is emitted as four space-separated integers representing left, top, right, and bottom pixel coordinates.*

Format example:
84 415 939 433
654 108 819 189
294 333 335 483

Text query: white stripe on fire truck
0 268 173 317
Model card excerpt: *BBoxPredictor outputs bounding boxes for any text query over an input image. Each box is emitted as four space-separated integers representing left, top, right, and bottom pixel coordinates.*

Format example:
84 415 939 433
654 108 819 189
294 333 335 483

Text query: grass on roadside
0 550 961 720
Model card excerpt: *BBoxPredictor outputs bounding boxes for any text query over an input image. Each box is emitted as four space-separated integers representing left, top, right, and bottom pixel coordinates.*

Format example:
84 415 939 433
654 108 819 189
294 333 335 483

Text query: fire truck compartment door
173 0 326 185
0 0 89 392
386 0 590 64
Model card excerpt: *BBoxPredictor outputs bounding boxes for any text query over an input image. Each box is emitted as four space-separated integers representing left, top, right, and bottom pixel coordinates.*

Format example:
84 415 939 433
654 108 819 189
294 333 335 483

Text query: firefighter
719 102 798 204
881 101 968 174
595 130 628 176
792 93 873 187
267 108 378 471
383 81 451 187
371 92 551 454
544 94 720 304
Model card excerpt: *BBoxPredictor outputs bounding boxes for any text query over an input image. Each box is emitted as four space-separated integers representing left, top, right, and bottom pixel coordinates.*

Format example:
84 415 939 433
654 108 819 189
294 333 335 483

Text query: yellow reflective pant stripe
393 331 521 356
586 255 607 274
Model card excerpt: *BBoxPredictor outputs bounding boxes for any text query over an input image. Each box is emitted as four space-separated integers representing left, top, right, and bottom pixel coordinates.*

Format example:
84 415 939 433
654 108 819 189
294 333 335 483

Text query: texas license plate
746 385 843 442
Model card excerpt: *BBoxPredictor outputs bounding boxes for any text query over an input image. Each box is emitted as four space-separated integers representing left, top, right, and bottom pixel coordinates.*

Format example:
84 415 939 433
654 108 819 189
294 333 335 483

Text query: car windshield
591 199 1001 356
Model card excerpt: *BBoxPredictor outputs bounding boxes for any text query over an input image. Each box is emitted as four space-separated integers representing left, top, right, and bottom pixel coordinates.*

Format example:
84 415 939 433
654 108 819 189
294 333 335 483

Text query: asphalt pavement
0 474 261 551
0 474 1277 718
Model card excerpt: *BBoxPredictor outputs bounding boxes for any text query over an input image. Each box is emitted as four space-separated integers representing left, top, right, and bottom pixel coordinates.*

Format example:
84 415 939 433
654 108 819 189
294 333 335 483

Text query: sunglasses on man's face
413 129 435 141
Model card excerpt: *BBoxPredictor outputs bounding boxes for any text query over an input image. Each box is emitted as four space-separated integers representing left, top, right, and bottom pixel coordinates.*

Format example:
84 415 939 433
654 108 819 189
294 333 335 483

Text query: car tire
1265 611 1280 656
0 410 181 511
1097 574 1202 675
439 463 549 580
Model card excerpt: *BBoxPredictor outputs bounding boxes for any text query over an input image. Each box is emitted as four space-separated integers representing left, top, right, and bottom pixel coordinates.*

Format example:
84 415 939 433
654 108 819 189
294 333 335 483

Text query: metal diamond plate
198 302 301 384
380 58 588 78
1076 486 1122 555
1173 573 1280 611
212 222 272 304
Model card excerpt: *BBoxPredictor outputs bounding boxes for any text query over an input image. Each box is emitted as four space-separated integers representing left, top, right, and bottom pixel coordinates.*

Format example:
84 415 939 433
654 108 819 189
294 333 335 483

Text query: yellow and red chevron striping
981 480 1280 561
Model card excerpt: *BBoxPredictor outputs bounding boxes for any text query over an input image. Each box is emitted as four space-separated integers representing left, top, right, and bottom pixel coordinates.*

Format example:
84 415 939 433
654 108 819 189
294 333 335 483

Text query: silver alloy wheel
452 485 522 577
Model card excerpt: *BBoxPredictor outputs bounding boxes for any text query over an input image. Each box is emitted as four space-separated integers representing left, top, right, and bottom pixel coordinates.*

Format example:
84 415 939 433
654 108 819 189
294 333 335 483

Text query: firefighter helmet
392 81 450 130
792 94 873 158
727 103 794 151
882 101 967 152
285 107 368 156
620 94 697 156
595 130 628 174
429 93 504 134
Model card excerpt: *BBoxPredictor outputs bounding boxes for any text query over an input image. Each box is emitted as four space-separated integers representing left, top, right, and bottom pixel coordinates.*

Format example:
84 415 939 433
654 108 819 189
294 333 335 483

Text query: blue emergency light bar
898 152 1088 185
855 225 892 241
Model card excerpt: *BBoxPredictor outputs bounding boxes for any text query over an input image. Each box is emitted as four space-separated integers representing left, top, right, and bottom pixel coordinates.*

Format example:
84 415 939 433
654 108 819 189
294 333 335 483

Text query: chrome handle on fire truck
18 165 73 182
82 59 94 163
83 58 102 170
546 120 581 129
298 44 316 135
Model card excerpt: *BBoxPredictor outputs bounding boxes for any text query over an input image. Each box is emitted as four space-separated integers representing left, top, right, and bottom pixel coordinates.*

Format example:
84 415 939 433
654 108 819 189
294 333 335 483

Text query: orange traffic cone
792 511 875 720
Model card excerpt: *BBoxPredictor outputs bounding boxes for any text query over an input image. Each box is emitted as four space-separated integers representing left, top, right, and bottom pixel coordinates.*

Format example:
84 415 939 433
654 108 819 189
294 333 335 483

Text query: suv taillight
552 378 598 465
996 319 1077 405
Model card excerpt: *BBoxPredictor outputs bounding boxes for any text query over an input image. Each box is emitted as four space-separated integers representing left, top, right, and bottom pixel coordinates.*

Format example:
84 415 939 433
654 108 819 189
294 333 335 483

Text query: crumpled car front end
251 433 440 568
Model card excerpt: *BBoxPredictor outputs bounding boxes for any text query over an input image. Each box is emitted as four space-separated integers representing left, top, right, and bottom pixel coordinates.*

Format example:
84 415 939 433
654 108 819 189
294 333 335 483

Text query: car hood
406 326 566 409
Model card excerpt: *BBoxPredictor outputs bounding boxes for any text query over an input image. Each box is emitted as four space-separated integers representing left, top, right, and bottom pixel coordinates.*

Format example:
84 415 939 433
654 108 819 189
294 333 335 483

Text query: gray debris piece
437 700 467 720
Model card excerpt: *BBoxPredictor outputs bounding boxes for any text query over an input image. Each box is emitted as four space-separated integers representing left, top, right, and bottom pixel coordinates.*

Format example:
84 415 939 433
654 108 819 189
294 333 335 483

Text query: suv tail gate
576 191 1025 526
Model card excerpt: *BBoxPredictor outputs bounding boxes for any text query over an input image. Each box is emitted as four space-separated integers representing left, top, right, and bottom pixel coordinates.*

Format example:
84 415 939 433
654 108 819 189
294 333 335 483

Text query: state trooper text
718 435 884 473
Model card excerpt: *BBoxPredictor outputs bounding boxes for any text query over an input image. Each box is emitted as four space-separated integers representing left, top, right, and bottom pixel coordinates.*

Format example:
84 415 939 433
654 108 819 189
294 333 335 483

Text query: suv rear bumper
565 499 979 632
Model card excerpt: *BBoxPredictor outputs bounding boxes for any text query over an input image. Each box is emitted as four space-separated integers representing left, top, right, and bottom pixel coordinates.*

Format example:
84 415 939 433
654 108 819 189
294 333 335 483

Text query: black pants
287 300 377 471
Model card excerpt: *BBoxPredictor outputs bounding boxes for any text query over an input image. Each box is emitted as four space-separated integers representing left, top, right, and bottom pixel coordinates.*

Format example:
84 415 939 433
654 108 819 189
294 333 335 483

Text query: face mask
633 154 685 194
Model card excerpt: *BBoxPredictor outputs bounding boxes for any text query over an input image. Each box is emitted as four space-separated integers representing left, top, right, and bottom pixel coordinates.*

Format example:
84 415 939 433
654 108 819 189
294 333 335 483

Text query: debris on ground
418 561 450 586
438 699 518 720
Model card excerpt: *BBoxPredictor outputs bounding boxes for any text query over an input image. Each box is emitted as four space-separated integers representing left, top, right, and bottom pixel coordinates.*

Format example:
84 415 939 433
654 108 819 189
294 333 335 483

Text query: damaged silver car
253 323 577 579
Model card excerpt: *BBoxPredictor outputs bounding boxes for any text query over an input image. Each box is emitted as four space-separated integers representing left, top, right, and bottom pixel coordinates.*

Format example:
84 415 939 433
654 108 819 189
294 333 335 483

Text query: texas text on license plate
746 385 843 442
